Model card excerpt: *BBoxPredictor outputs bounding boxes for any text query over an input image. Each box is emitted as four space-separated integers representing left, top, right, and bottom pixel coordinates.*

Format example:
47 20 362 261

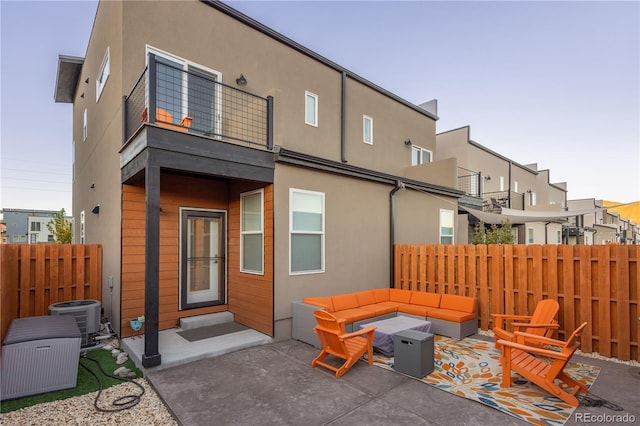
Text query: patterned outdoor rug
369 335 600 425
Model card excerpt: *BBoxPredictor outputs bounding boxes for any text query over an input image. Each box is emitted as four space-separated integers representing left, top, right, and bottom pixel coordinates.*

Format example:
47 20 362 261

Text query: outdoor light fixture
404 138 412 146
91 205 100 214
85 78 89 84
484 175 491 181
236 73 247 86
90 183 95 189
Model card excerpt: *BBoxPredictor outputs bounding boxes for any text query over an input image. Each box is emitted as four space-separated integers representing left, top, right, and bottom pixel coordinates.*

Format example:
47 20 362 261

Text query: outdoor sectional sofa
292 288 477 348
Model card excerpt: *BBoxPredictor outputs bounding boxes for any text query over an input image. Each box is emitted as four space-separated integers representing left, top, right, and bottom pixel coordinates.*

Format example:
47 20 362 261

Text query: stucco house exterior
54 0 463 367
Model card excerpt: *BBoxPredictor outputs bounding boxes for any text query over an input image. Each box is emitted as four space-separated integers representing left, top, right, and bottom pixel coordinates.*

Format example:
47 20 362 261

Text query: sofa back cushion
331 293 360 311
389 288 412 303
355 291 376 307
440 294 475 313
372 288 390 303
303 296 334 312
410 291 441 307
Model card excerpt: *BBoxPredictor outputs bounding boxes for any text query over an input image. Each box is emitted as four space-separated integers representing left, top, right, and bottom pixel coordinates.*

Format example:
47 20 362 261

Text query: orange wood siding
228 183 274 336
121 174 230 337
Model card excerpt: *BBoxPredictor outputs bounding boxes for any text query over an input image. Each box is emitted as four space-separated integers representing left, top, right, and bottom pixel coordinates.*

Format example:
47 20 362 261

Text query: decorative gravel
0 379 177 426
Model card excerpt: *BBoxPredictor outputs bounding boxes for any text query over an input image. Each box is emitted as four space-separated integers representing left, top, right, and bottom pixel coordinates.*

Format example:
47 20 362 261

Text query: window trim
363 115 373 144
82 108 87 142
411 145 432 166
240 188 264 275
305 91 318 127
527 227 535 244
96 47 110 101
439 209 455 244
289 188 325 275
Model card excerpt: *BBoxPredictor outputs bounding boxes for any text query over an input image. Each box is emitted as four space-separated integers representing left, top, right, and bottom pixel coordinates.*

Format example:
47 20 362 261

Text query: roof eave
54 55 84 103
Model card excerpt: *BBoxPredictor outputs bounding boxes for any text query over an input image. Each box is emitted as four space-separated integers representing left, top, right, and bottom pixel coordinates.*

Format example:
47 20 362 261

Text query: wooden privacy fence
394 244 640 362
0 244 102 342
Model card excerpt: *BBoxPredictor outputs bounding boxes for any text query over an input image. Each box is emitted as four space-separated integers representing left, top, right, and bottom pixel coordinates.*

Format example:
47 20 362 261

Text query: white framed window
82 108 87 141
527 227 534 244
30 222 41 232
530 191 537 206
514 181 518 193
80 210 85 244
96 47 110 101
305 91 318 127
499 176 505 192
556 230 562 244
511 228 519 244
72 140 75 182
240 189 264 274
363 115 373 144
440 209 454 244
146 46 222 135
411 145 432 166
290 188 324 274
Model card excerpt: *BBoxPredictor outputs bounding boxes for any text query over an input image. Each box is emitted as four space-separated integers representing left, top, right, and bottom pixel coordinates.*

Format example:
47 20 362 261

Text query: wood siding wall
228 183 274 335
1 244 102 342
394 244 640 362
121 175 274 337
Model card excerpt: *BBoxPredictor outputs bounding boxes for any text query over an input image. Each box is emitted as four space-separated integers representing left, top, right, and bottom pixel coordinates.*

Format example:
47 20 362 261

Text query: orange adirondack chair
499 322 589 407
311 310 376 378
493 299 559 349
141 107 193 132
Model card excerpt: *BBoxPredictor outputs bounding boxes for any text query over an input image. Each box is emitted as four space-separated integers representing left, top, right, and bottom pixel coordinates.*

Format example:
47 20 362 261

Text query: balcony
124 54 272 149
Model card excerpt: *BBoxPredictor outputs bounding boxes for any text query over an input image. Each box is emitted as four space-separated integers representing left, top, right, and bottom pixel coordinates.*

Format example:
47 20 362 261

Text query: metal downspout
389 181 403 287
341 71 347 163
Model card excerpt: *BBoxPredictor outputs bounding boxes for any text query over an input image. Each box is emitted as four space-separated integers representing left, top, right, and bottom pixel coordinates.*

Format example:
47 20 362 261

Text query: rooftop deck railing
124 54 273 149
457 166 481 197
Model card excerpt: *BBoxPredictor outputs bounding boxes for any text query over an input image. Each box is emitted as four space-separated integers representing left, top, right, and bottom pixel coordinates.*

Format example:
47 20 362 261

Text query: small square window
363 115 373 144
305 91 318 127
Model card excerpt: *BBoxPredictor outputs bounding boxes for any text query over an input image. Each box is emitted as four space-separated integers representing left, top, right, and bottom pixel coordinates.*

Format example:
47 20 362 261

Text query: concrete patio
144 334 640 426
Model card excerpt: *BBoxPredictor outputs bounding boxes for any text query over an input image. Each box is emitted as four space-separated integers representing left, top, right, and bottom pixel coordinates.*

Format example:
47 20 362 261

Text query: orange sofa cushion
397 304 430 317
331 294 360 312
389 288 412 303
359 304 396 316
303 296 334 312
332 308 376 324
355 291 376 307
440 294 475 313
410 291 442 308
428 308 475 323
372 288 390 303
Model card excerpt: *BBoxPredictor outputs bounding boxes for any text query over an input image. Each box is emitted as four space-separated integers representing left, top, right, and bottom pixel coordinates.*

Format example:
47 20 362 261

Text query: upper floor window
440 209 454 244
240 189 264 275
83 108 87 141
411 145 432 166
527 227 534 244
305 91 318 127
514 181 518 193
499 176 505 191
30 222 41 232
529 191 537 206
290 188 324 274
363 115 373 144
96 47 110 101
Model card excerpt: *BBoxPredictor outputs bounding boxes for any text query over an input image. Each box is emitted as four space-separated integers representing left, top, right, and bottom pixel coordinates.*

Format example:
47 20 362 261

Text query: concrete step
179 312 234 330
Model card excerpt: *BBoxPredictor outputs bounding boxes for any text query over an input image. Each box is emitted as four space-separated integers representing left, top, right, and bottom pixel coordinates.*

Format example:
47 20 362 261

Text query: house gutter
341 71 347 163
389 181 404 287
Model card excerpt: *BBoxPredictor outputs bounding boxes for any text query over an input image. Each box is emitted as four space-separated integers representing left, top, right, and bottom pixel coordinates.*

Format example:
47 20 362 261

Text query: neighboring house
435 126 568 244
1 208 73 244
54 0 463 367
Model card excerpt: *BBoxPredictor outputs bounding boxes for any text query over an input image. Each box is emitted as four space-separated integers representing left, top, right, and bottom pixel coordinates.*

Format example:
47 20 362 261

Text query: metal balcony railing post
148 53 157 123
266 95 274 150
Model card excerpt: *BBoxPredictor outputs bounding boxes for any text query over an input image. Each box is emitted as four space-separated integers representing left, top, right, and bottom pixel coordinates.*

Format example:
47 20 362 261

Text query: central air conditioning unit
49 300 101 348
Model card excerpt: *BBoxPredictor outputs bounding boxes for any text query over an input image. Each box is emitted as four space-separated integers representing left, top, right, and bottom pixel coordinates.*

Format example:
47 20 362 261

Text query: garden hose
79 352 145 413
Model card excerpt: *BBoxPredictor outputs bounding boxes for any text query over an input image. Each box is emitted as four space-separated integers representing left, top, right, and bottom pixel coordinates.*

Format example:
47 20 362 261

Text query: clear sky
1 1 638 215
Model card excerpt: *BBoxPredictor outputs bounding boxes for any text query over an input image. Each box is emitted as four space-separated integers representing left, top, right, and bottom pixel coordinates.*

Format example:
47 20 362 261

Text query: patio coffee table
360 316 431 356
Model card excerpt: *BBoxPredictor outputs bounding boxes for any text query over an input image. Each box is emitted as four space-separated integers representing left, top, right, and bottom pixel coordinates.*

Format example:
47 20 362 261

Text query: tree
47 209 73 244
472 219 515 245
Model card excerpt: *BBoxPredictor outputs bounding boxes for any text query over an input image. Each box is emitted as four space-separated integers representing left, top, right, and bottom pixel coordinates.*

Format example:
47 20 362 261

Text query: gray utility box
1 315 81 400
392 330 434 378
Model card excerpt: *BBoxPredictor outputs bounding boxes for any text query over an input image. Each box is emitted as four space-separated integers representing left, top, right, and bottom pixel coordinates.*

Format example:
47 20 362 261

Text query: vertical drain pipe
389 181 403 287
341 71 347 163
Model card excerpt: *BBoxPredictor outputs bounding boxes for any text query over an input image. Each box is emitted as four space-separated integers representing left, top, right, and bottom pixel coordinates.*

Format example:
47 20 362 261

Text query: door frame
179 207 227 310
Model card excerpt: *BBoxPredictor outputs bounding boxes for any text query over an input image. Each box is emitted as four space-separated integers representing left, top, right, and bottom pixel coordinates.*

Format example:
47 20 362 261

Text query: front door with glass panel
181 210 226 310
